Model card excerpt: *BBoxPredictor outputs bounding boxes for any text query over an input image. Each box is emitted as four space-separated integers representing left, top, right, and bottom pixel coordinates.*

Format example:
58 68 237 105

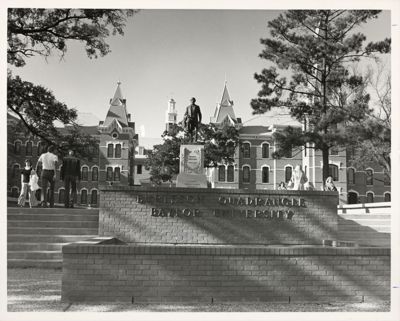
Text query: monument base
176 173 208 188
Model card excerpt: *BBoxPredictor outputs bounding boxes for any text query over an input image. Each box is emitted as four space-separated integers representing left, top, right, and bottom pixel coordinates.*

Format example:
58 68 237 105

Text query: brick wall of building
62 242 390 303
99 186 338 245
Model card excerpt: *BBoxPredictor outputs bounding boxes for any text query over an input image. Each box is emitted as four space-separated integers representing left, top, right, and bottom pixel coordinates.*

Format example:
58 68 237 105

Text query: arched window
262 143 269 158
262 166 269 183
366 192 374 203
227 165 234 182
106 167 113 181
37 142 45 155
92 167 99 181
348 192 358 204
384 193 391 202
242 143 250 158
58 189 65 204
11 187 19 198
285 166 292 183
91 190 98 205
81 166 89 181
25 141 33 156
384 170 390 186
107 144 114 158
115 144 122 158
242 166 250 183
14 141 21 155
114 167 121 181
218 165 225 182
329 164 339 181
347 168 355 185
80 190 88 205
12 164 20 178
366 169 373 186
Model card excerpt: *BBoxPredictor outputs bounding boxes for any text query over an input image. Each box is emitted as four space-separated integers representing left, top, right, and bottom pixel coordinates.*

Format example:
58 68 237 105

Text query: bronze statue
183 97 202 142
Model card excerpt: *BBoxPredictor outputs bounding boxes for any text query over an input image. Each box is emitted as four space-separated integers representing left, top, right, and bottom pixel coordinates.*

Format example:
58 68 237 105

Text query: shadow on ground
7 268 390 312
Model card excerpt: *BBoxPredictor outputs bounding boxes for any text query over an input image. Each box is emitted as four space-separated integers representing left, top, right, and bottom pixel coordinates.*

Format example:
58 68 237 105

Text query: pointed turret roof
212 82 237 124
103 82 129 127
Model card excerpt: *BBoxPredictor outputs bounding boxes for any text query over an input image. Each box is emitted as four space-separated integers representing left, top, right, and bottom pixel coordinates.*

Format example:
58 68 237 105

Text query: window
38 142 45 155
12 164 20 178
330 147 339 155
348 192 358 204
304 144 307 157
285 166 292 183
242 143 250 158
366 192 374 203
366 169 373 186
218 165 225 182
14 141 21 154
81 167 89 181
227 165 234 182
242 166 250 183
384 171 390 186
137 164 142 175
262 167 269 183
92 167 98 181
80 190 88 205
58 189 65 204
115 144 122 158
11 187 19 198
329 164 339 181
107 144 114 158
262 143 269 158
106 167 113 181
384 193 391 202
347 168 355 185
26 141 33 156
91 190 98 205
114 167 121 181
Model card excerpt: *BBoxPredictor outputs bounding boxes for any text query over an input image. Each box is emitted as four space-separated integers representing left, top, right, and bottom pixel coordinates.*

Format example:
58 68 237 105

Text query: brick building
7 82 390 205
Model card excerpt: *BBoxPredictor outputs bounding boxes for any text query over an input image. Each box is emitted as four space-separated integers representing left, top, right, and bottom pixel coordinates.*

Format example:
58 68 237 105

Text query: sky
9 9 391 147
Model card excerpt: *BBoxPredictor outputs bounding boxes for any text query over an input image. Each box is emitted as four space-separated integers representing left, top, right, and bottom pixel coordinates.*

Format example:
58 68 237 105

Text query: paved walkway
7 268 390 312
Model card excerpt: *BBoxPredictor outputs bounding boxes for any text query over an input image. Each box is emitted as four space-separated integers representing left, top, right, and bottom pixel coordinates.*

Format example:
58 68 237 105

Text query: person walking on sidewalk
17 159 33 207
60 149 81 208
36 145 58 208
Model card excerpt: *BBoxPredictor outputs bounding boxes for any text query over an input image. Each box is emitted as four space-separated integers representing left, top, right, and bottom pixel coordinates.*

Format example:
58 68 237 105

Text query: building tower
165 98 178 132
210 82 241 128
98 82 137 186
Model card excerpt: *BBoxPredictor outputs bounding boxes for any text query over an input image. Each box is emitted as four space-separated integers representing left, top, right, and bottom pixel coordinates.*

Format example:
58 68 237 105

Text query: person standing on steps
17 159 33 207
60 149 81 208
36 145 58 208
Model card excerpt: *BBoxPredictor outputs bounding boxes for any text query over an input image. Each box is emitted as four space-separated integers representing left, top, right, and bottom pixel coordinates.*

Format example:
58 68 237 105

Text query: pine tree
251 10 390 184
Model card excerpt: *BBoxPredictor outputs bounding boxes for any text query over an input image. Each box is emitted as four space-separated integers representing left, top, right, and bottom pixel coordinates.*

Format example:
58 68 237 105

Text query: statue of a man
183 97 202 142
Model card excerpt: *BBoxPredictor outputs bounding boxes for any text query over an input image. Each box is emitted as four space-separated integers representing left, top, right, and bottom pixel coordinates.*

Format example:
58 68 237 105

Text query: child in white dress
28 169 40 208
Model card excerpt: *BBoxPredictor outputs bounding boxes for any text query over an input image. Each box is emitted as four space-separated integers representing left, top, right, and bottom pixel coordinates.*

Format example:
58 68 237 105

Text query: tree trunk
322 144 330 187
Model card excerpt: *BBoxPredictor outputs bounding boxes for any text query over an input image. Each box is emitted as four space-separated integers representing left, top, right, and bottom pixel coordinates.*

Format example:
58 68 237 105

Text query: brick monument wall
98 186 339 245
62 241 390 303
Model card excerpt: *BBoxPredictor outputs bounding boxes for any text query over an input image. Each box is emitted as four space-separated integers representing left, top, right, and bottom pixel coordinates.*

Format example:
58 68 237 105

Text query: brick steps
7 207 99 268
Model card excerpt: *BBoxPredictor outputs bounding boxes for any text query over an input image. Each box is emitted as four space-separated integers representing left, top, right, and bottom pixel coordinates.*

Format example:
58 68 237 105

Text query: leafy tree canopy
252 10 390 182
145 123 239 185
8 8 137 67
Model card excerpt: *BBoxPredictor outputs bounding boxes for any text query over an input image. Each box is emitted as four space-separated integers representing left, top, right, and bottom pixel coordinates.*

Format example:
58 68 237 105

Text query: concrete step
338 214 391 220
7 213 99 221
8 243 65 251
7 208 99 215
7 259 62 269
339 225 390 233
338 208 391 215
8 234 98 243
8 220 98 228
8 227 98 235
8 250 63 260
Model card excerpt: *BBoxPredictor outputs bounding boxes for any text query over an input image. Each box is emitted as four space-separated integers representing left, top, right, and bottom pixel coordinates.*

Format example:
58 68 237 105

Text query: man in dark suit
60 150 81 208
183 97 202 142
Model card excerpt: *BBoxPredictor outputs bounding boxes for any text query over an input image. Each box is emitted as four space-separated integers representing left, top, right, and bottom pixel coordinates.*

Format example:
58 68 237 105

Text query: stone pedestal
176 144 207 188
